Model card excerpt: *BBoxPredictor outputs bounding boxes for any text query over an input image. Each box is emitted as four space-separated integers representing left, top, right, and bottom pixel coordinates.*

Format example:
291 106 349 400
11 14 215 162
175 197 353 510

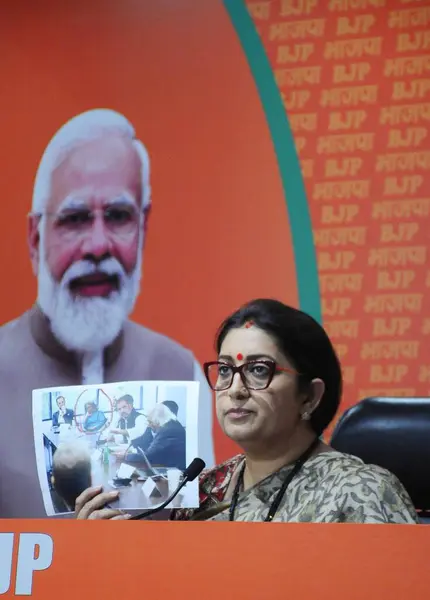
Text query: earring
301 412 311 421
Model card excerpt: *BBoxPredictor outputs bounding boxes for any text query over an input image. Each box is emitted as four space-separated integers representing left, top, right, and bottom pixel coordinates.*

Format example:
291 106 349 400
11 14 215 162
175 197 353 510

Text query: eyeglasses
203 360 298 391
34 204 143 240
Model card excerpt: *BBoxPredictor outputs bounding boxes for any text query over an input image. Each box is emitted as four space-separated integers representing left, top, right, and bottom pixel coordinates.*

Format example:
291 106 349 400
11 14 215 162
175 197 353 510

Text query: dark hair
53 462 92 511
117 394 134 406
215 298 342 436
162 400 179 416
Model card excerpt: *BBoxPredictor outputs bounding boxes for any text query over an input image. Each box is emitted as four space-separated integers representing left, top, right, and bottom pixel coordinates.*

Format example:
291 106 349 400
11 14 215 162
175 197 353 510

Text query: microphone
129 457 205 520
132 445 159 478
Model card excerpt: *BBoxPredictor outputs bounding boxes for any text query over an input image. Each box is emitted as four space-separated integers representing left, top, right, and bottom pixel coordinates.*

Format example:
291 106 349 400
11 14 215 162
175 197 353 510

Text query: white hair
32 108 151 214
37 234 142 352
52 440 93 511
53 440 91 470
148 404 177 428
34 109 148 354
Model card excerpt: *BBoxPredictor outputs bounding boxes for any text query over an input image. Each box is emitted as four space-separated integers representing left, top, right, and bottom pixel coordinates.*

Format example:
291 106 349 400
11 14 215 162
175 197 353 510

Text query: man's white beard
37 228 142 354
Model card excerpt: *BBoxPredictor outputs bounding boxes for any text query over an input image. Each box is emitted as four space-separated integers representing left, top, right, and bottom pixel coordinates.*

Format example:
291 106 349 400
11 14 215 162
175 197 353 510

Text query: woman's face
215 326 307 450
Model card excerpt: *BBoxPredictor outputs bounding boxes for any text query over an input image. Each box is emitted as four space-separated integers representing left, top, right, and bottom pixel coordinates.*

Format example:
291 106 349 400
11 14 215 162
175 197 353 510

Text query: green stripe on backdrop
223 0 322 323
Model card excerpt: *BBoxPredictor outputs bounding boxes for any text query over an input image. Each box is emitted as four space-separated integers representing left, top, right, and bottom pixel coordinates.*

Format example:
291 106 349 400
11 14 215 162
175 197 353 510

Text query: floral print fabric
171 451 418 523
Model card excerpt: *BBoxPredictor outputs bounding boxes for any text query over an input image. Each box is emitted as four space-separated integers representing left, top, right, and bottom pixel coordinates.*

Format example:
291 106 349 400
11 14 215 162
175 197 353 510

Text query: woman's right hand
75 486 131 520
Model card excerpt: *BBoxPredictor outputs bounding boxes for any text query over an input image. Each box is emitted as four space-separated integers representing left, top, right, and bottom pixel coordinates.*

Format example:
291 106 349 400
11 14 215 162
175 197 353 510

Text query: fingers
75 488 120 520
88 508 125 520
75 486 103 514
112 513 132 520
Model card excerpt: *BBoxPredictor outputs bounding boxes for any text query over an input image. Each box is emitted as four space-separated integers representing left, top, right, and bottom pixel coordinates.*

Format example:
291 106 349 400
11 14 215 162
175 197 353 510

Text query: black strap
229 437 320 522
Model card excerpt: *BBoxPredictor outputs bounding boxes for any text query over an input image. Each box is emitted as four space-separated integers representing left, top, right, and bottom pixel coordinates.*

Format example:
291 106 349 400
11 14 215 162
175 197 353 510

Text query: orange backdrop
1 0 429 461
0 0 298 462
245 0 430 432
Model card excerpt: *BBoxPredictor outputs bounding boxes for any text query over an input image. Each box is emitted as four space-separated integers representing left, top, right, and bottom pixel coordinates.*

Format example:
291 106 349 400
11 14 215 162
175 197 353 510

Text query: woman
75 299 418 523
83 401 107 433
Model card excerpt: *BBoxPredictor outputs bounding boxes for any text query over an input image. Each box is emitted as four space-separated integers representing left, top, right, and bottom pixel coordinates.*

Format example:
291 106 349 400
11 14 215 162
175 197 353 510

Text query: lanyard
228 437 320 522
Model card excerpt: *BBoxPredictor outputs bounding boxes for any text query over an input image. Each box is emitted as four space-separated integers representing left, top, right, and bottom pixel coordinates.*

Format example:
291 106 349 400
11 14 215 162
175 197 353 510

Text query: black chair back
330 397 430 521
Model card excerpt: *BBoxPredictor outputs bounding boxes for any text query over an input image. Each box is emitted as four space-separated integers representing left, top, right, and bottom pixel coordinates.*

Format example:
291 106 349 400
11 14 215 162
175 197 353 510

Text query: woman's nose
228 372 249 399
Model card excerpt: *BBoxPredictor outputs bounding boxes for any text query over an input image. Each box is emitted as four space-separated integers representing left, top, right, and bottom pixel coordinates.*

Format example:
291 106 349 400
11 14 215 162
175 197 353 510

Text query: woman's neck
242 429 325 490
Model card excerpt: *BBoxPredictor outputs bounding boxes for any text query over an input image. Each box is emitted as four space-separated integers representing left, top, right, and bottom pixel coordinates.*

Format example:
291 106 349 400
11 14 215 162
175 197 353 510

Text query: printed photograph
32 380 199 515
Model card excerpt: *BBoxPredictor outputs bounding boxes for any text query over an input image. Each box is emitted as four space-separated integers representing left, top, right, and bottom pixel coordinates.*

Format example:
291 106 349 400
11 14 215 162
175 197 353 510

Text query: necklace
228 437 320 522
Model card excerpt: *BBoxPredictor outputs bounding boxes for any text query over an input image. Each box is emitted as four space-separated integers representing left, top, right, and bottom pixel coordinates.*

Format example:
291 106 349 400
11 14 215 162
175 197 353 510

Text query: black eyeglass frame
203 359 298 391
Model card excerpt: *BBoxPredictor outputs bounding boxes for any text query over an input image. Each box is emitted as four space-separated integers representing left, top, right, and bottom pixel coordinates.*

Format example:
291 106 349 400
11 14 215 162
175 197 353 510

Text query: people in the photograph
0 108 214 517
119 403 186 471
83 401 107 433
106 393 147 442
52 395 75 427
133 400 179 450
76 299 418 524
161 400 179 418
52 440 92 512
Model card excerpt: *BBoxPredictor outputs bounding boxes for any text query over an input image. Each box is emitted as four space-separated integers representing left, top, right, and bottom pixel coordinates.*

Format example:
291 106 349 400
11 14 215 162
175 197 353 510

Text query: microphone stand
129 458 205 521
129 476 189 520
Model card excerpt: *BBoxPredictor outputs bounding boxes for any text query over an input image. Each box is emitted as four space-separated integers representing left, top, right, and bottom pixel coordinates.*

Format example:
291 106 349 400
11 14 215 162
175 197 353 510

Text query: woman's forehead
219 326 280 357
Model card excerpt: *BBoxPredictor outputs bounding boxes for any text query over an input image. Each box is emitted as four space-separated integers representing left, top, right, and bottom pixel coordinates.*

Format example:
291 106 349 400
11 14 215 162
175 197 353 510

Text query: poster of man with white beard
0 109 214 518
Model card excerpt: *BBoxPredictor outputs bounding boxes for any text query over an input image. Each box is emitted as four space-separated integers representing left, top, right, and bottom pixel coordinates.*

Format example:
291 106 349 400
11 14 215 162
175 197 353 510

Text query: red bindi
236 353 243 361
245 321 254 329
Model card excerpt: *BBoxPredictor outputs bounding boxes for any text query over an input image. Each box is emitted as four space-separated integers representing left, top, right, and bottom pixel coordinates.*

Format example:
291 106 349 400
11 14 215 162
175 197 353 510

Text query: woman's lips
226 408 254 420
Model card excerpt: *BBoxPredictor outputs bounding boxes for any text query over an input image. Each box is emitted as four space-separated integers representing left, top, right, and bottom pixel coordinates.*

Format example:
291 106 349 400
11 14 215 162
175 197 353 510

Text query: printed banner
243 0 430 431
0 0 429 519
0 521 428 598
